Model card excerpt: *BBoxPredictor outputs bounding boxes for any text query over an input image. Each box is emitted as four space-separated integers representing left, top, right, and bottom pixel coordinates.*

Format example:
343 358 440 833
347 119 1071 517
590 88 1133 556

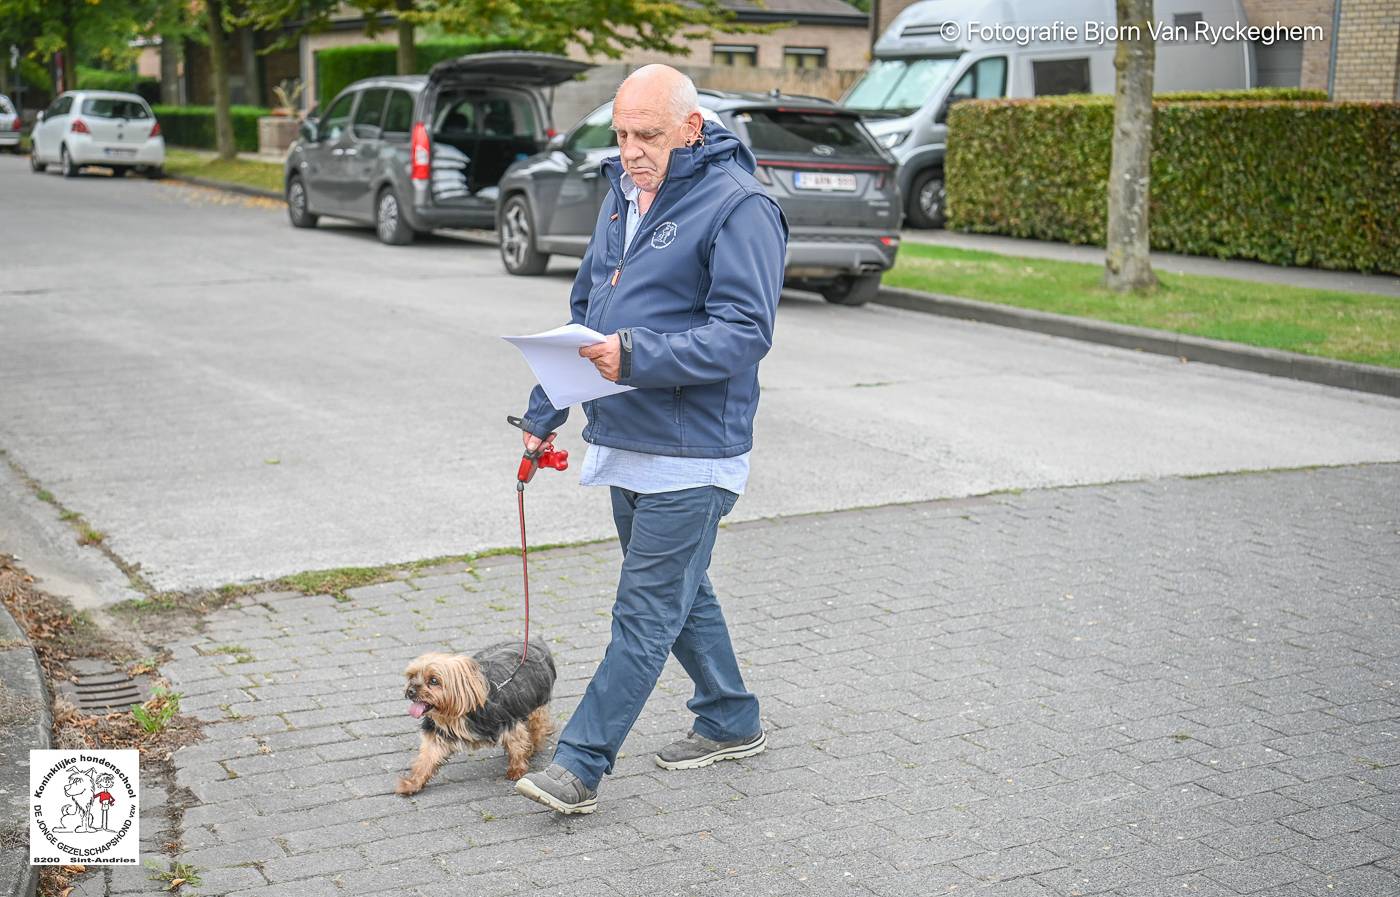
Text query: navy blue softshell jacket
518 121 789 459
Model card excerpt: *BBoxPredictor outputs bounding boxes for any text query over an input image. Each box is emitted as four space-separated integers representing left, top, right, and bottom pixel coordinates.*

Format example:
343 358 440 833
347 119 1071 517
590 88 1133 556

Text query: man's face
612 98 701 193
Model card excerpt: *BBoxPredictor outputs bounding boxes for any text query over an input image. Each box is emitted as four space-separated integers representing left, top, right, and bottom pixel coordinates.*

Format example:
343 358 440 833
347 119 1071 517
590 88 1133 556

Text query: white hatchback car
0 94 21 152
30 90 164 178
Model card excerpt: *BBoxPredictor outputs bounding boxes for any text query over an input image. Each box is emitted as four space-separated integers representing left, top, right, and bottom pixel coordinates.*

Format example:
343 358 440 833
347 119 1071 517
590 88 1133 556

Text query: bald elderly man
514 65 788 814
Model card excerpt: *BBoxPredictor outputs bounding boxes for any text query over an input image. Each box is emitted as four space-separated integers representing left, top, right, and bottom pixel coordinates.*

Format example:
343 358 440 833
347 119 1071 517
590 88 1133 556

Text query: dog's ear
438 655 489 717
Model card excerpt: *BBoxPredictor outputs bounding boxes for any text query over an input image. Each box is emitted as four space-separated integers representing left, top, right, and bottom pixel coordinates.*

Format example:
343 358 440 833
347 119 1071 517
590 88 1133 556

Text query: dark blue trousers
552 485 762 789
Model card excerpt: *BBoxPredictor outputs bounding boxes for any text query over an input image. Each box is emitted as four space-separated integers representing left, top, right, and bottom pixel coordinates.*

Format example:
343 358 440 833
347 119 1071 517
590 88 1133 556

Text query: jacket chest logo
651 221 679 249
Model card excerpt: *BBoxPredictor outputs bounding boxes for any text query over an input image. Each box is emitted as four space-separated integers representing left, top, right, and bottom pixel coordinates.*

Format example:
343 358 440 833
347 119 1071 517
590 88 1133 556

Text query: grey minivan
284 52 589 244
495 90 902 305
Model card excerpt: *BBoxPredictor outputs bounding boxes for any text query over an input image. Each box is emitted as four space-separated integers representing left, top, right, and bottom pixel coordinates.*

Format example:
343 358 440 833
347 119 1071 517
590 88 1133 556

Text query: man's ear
685 110 704 144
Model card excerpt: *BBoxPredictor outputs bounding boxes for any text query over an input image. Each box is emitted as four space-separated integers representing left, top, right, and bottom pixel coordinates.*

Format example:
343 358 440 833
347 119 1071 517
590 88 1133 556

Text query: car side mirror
547 132 566 151
35 111 44 123
299 119 319 143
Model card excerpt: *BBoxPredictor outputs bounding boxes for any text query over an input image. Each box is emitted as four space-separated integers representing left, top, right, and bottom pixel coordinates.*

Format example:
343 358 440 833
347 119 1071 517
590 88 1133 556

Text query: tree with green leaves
244 0 754 77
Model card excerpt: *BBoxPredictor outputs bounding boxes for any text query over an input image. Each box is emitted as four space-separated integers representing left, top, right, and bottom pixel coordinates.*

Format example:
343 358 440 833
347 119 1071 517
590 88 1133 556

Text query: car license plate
794 171 857 192
103 147 137 157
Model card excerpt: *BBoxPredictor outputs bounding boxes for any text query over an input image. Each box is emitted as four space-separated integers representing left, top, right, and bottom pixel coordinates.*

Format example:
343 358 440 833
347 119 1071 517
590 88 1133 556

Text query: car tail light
10 117 20 131
71 118 89 134
880 236 899 247
150 120 161 138
753 165 772 185
411 122 430 181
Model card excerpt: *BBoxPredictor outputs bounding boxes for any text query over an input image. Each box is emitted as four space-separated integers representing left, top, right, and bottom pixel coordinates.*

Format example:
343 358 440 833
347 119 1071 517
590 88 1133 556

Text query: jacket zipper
596 154 684 329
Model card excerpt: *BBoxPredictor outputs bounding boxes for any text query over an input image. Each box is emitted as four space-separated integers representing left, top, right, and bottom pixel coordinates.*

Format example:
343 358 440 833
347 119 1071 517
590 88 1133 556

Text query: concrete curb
0 603 51 897
876 287 1400 399
163 173 283 202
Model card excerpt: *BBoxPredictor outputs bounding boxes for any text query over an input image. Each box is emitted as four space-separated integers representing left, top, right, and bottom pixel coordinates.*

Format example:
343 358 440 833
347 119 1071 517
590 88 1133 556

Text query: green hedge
1036 87 1329 104
78 66 161 104
315 38 525 110
946 98 1400 274
151 105 272 153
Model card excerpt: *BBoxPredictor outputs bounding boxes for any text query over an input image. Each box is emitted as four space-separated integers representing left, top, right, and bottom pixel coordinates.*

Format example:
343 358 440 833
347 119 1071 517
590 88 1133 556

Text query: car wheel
821 273 882 307
60 145 78 178
114 166 129 178
498 194 550 276
286 176 318 228
375 186 414 245
906 168 946 229
144 166 164 180
30 151 46 173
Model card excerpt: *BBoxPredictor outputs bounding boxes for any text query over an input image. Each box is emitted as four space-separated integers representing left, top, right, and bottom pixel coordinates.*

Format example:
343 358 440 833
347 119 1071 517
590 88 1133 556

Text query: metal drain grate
57 658 153 714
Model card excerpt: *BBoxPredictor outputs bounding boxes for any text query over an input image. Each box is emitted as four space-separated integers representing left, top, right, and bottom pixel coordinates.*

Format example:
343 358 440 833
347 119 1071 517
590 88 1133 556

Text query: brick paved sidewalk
99 465 1399 896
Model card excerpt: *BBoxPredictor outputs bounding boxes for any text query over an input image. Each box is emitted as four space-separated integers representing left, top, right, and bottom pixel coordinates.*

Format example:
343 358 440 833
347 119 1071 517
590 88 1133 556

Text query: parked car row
26 90 165 178
281 52 901 305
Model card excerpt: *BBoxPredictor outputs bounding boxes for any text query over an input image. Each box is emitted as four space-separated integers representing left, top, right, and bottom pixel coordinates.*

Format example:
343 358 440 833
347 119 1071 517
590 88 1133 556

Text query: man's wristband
618 328 633 381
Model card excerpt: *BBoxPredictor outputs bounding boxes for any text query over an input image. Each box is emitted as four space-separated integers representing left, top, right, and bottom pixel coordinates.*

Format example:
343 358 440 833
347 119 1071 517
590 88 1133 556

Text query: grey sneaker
515 763 597 814
654 728 766 770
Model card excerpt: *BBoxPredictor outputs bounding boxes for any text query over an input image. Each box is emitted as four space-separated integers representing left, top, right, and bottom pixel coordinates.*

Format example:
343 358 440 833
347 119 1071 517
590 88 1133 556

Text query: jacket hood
605 120 756 184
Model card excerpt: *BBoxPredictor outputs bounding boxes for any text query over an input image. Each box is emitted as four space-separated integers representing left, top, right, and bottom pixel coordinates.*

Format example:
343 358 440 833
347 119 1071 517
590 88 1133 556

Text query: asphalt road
4 155 1400 593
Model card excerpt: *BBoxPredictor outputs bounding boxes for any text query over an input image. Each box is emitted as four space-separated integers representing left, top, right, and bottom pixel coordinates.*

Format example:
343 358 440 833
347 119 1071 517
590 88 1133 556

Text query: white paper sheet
502 323 637 410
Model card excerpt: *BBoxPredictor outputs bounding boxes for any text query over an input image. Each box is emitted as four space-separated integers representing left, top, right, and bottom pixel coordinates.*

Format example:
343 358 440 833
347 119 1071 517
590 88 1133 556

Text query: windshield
843 57 961 115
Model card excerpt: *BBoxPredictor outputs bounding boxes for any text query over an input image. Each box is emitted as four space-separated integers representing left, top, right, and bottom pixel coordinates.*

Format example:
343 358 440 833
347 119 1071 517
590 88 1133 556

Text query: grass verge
163 148 282 195
885 243 1400 369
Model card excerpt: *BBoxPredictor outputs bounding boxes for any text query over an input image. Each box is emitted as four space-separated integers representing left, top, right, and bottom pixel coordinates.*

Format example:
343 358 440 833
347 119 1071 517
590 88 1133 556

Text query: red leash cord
517 483 530 664
504 415 569 674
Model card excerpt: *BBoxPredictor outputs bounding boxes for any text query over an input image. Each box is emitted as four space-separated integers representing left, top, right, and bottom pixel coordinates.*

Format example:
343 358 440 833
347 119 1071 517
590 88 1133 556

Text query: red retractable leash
502 416 568 681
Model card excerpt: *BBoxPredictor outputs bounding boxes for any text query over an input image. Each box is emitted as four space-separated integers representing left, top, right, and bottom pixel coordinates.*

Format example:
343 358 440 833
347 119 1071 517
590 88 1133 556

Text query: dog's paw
505 766 528 782
395 777 421 796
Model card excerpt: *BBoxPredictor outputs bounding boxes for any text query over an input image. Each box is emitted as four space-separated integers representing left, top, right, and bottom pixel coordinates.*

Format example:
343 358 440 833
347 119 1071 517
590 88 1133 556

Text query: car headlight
879 130 910 150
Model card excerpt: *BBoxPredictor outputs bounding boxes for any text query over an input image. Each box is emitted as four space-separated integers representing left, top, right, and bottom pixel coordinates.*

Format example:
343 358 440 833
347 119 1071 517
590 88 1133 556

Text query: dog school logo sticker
651 221 678 249
30 750 140 865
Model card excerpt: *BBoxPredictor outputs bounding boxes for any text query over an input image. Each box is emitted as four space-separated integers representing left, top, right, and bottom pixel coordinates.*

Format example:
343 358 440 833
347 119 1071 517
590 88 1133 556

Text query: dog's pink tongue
408 702 428 719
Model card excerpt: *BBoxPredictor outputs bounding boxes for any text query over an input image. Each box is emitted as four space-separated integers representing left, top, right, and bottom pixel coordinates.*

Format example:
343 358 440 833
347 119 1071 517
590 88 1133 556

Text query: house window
1174 12 1204 40
1254 40 1303 87
1032 58 1091 96
784 47 827 70
713 44 758 67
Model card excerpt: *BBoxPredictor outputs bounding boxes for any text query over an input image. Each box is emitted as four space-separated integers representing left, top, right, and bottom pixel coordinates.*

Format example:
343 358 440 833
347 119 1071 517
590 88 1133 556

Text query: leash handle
506 415 568 484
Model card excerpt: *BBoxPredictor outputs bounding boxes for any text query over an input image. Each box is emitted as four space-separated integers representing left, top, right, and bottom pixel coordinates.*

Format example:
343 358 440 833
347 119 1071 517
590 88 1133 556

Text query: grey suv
284 52 589 244
495 90 902 305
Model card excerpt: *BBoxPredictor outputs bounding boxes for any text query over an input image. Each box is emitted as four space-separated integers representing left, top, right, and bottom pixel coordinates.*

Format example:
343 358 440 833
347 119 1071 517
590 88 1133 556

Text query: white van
846 0 1255 227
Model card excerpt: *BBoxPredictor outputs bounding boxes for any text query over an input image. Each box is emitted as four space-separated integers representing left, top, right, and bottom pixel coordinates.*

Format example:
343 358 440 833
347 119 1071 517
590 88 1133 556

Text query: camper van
846 0 1255 227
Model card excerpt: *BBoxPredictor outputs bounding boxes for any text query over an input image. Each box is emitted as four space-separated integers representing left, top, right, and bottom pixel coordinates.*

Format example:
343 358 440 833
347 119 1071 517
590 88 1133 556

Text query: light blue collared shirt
579 172 751 496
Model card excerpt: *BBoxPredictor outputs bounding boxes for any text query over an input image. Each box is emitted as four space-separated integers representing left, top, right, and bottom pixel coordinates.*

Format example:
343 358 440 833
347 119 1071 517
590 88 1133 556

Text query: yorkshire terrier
396 640 556 794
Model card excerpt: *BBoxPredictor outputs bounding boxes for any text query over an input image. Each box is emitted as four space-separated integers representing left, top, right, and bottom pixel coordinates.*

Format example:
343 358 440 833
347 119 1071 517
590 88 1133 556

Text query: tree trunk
240 28 262 107
61 0 78 92
160 36 182 104
395 0 416 75
206 0 236 160
1104 0 1157 292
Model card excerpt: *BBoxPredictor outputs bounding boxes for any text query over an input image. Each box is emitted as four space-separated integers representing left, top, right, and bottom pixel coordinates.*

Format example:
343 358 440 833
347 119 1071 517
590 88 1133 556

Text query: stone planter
258 115 299 157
